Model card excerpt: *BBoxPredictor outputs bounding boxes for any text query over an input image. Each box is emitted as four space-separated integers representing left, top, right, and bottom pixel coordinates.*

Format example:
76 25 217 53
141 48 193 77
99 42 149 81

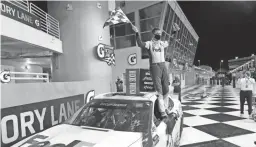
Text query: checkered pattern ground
180 86 256 147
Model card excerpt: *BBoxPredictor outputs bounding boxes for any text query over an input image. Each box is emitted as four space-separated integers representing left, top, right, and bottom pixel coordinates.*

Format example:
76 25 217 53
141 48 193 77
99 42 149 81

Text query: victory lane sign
1 1 41 30
1 90 96 147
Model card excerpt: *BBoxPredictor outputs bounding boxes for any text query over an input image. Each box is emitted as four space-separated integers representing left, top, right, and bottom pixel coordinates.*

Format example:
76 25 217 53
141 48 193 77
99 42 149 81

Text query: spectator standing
116 77 123 92
172 75 181 102
237 71 256 119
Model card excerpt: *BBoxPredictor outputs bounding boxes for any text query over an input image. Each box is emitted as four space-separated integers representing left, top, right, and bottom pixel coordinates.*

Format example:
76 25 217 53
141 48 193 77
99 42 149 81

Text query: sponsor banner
126 69 140 95
128 53 137 65
96 43 115 66
1 94 84 146
126 68 155 94
140 69 155 92
1 1 41 30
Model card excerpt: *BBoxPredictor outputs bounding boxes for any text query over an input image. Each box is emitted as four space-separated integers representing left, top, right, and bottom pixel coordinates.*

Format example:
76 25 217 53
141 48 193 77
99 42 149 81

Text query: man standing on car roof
132 23 180 118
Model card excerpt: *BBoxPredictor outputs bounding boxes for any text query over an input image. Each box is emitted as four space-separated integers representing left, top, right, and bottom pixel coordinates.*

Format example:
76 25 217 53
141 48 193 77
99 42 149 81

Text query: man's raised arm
168 23 180 47
169 29 179 46
131 25 146 48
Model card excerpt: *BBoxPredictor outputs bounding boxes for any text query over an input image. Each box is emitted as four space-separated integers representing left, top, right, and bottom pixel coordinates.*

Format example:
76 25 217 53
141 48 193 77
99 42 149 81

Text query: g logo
128 53 137 65
85 90 95 104
0 71 11 83
35 19 40 27
97 44 105 59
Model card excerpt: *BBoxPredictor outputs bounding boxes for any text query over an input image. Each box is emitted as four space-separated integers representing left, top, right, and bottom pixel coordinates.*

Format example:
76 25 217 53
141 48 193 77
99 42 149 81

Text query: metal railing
30 3 60 39
6 0 29 12
4 0 60 39
229 59 255 74
9 72 49 83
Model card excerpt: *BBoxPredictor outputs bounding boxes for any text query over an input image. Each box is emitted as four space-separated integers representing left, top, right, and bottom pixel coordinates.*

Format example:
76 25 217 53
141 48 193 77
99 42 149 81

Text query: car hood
13 124 143 147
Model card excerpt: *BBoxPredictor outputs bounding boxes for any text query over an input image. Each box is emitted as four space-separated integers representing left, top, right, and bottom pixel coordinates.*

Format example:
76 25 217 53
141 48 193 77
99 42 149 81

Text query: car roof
94 92 157 102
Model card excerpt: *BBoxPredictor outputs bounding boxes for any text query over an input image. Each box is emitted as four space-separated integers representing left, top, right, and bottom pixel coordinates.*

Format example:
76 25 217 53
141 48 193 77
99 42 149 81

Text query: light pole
220 60 224 87
198 60 200 66
220 60 223 73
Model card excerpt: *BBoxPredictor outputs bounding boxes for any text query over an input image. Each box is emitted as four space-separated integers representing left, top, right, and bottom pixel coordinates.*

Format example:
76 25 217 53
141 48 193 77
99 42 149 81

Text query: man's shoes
254 141 256 145
240 113 244 117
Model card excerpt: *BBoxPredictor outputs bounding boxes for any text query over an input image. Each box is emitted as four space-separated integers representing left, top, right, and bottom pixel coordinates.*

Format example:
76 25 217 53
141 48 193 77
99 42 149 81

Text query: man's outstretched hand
173 23 180 32
131 24 139 33
171 23 180 35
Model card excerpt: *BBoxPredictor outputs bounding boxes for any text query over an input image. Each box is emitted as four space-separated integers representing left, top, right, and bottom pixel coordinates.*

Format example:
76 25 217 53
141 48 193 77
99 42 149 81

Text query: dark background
34 1 256 71
178 1 256 70
32 1 47 12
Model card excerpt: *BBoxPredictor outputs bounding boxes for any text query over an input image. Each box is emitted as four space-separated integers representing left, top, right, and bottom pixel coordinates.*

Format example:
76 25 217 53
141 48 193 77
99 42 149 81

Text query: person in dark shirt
172 75 181 102
115 77 123 92
131 24 180 118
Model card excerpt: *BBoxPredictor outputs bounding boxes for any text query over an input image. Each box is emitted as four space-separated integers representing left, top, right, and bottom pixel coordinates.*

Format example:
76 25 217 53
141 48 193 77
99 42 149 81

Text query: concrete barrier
1 79 111 146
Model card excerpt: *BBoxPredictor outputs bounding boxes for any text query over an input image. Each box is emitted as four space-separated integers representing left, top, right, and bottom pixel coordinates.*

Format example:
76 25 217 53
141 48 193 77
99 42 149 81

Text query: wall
0 15 63 53
47 1 112 87
1 80 109 146
112 46 150 91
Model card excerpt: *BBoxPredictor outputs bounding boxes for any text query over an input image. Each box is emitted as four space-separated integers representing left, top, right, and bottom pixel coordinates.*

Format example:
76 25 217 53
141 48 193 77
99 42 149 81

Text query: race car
13 92 183 147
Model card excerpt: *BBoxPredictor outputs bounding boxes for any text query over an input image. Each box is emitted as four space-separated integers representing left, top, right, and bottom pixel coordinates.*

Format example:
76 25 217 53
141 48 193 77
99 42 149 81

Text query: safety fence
11 72 49 82
0 71 49 83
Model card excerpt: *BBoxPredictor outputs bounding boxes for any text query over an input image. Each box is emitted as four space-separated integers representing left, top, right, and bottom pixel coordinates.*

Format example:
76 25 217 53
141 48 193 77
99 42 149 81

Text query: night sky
178 1 256 70
34 1 256 70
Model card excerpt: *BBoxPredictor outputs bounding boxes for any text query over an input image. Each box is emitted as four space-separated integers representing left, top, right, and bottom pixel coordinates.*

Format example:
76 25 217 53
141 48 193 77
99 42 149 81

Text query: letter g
0 71 11 83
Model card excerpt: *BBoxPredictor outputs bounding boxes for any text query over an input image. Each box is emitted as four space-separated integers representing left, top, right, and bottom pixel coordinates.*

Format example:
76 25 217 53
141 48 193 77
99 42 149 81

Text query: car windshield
66 99 152 133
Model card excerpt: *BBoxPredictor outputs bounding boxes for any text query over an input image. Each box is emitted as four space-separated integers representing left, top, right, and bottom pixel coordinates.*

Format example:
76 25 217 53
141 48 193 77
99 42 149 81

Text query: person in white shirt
237 71 255 118
132 24 180 119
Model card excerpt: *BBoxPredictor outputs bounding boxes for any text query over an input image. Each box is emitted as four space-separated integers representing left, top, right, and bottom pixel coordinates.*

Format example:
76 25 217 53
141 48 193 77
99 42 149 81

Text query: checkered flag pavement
103 53 115 66
103 7 131 28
